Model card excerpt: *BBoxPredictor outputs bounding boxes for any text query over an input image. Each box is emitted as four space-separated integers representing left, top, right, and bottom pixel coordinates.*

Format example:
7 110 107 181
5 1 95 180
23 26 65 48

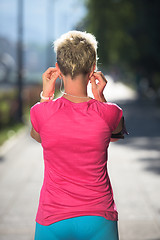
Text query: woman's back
30 96 123 226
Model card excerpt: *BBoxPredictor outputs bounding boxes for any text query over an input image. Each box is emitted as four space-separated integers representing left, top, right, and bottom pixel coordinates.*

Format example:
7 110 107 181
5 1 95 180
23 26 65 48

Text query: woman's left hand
42 67 60 98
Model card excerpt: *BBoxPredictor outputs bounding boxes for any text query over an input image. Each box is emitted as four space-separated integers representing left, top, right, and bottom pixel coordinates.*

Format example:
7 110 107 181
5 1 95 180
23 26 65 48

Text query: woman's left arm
30 99 51 143
30 67 60 143
30 126 41 143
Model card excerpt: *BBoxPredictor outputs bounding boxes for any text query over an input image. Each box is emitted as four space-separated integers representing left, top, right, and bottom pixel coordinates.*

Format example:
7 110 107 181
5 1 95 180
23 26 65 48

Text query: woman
30 30 128 240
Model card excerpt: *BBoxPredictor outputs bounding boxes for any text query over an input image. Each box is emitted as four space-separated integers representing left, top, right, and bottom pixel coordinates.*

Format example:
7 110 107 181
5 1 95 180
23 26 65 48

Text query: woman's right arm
110 116 129 142
94 93 124 142
110 117 124 142
89 71 128 141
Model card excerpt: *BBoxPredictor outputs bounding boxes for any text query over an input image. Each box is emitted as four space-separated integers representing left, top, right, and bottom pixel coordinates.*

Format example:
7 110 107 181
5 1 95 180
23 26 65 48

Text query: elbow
30 129 41 143
30 129 34 139
110 138 120 142
36 138 42 143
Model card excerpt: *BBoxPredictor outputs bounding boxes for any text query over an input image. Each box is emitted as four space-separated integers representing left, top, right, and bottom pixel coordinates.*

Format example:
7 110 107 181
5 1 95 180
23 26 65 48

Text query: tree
86 0 160 93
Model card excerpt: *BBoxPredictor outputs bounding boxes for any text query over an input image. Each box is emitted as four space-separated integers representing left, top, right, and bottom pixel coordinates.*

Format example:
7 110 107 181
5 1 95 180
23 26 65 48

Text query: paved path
0 79 160 240
0 127 43 240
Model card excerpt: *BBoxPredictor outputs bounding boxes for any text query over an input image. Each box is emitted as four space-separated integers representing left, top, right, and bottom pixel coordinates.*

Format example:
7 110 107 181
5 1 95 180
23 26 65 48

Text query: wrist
94 93 107 102
40 91 54 102
40 98 50 103
42 91 52 97
99 94 107 102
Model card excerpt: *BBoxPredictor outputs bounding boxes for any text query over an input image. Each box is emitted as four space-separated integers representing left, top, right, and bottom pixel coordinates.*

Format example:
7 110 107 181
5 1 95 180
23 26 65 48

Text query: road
0 79 160 240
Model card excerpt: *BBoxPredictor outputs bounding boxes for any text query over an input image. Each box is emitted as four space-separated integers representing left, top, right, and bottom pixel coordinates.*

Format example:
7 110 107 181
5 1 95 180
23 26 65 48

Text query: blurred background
0 0 87 142
0 0 160 142
0 0 160 239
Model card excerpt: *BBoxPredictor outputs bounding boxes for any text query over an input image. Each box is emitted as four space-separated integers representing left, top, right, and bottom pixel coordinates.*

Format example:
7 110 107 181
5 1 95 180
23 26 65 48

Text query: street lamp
17 0 24 123
46 0 56 68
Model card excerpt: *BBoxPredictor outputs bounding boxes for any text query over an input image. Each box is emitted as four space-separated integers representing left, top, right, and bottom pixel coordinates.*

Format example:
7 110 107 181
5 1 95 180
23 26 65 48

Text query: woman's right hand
90 71 107 101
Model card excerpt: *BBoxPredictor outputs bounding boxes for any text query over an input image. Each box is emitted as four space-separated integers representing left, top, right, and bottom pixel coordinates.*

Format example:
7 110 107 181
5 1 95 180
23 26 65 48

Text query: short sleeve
102 102 123 132
30 103 40 133
30 101 51 133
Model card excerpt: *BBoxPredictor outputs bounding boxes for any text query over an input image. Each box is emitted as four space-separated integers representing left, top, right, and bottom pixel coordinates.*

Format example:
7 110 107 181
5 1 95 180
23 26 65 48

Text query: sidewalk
0 127 43 240
105 80 160 239
0 80 160 240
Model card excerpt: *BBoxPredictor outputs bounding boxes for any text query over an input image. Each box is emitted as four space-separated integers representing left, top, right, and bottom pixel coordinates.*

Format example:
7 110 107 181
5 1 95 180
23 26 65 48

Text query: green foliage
85 0 160 92
0 84 61 146
86 0 137 66
0 123 25 146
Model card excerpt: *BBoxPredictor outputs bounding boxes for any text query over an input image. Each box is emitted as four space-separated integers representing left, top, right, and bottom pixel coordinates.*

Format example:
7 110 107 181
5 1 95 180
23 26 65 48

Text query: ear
89 64 96 79
55 62 61 74
93 63 96 72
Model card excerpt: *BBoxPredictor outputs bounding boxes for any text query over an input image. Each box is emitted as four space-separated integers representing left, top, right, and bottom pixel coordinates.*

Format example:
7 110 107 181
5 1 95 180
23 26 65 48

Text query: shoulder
30 99 57 111
31 101 50 110
101 101 122 110
30 98 63 116
103 102 123 119
91 100 122 114
90 100 123 131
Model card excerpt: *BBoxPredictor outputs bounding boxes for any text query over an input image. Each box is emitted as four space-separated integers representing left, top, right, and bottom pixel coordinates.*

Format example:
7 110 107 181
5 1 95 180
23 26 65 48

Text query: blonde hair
53 30 98 79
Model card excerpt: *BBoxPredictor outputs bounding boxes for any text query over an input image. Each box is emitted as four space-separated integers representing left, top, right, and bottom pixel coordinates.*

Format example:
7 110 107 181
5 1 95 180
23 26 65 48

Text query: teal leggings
34 216 119 240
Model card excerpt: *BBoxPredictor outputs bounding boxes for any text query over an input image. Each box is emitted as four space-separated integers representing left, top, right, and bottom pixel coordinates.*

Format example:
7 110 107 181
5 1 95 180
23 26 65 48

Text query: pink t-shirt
30 96 123 226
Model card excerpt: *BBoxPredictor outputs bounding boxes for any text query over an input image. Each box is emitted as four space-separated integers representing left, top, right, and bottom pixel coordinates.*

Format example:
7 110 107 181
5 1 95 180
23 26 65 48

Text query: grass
0 103 32 147
0 122 26 146
0 90 61 147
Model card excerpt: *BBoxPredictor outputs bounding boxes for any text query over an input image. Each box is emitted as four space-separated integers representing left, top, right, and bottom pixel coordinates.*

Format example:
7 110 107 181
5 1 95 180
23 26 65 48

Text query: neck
62 74 90 98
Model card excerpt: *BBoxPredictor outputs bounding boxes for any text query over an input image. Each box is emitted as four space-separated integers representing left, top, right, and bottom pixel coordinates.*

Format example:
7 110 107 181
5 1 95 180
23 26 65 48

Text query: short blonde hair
53 30 98 79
